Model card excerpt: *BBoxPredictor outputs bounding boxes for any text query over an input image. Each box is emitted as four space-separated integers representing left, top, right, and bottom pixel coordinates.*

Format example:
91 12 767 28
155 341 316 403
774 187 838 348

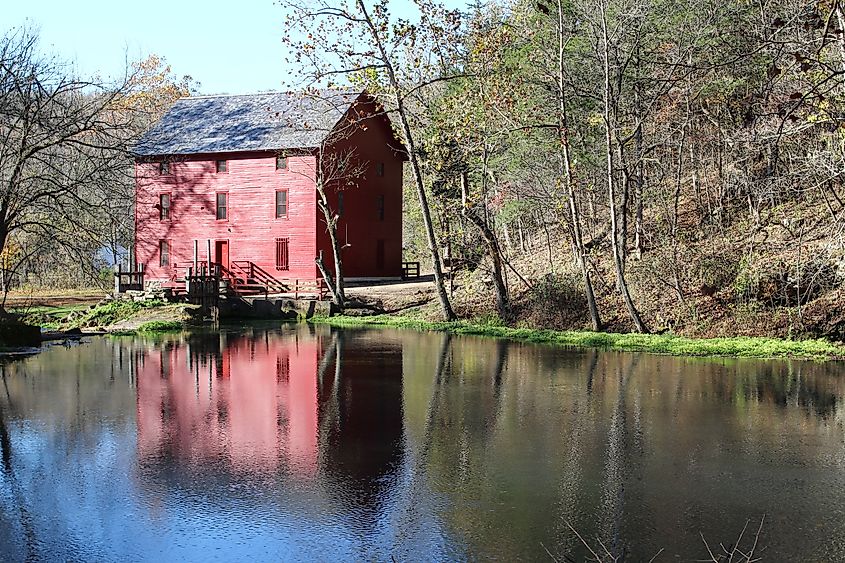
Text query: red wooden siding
136 332 321 476
135 96 403 285
135 152 319 282
316 98 405 279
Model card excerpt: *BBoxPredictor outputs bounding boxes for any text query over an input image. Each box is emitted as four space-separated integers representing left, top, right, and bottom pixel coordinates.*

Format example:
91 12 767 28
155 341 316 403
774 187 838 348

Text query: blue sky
5 0 469 95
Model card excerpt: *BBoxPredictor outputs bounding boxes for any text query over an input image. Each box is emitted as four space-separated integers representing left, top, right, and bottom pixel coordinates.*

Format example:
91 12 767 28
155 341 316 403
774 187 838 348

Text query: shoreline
309 314 845 362
7 302 845 362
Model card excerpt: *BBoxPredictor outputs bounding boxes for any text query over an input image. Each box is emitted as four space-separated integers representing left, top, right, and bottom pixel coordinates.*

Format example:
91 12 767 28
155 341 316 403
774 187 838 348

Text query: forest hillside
6 1 845 342
391 0 845 340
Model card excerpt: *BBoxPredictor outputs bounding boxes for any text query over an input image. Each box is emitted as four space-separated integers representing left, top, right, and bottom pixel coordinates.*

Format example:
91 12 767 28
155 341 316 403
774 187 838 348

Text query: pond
0 324 844 561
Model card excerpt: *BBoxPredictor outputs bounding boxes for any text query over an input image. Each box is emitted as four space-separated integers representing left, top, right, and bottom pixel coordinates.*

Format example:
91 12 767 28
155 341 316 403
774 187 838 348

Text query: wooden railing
285 278 329 300
114 263 145 293
402 261 420 279
116 260 328 302
228 261 328 300
230 261 291 293
184 265 220 306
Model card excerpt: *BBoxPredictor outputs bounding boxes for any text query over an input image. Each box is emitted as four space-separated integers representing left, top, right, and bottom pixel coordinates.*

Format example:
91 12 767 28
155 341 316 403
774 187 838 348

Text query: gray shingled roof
133 90 363 156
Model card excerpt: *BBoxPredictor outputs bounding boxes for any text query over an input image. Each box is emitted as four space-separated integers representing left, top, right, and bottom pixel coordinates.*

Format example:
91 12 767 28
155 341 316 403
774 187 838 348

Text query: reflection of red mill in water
136 331 320 476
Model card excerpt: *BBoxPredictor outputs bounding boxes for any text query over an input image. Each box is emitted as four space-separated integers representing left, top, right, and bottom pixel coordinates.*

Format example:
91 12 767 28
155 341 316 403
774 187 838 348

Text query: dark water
0 324 844 561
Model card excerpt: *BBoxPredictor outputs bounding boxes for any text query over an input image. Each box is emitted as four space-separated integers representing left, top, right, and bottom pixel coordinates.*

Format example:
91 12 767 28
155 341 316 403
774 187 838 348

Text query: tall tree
281 0 461 321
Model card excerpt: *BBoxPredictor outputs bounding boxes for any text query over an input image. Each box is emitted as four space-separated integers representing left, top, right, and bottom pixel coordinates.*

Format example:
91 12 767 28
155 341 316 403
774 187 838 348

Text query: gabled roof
133 90 365 157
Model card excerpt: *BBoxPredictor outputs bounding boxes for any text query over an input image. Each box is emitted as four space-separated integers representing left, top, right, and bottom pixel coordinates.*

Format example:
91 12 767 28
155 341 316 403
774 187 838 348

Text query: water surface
1 324 844 561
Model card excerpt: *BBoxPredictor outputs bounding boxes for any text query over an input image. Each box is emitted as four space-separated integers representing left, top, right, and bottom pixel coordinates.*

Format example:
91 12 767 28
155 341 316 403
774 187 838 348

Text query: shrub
66 299 167 329
694 251 741 293
734 256 839 307
515 273 587 330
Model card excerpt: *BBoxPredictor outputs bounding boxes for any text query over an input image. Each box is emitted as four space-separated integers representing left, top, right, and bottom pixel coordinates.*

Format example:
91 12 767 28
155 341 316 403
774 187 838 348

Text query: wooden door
215 240 230 271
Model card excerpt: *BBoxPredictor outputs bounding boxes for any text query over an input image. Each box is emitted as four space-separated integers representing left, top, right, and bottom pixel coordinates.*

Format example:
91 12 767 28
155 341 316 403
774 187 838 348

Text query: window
158 161 170 175
337 192 344 218
276 155 288 170
159 240 169 267
216 159 227 173
376 162 385 177
159 193 171 220
377 194 385 221
275 190 288 218
376 239 385 270
216 192 228 220
275 237 289 271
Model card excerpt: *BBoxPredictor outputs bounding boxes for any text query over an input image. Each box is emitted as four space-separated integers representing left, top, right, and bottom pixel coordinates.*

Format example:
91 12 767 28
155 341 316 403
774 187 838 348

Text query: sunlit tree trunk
461 171 509 319
599 1 648 333
557 0 602 331
357 0 457 321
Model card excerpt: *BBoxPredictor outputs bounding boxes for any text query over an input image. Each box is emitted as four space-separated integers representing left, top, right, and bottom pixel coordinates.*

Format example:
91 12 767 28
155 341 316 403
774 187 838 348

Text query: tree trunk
631 148 644 261
461 171 510 319
618 142 630 266
600 2 648 333
316 251 342 307
502 222 513 253
316 183 346 308
558 0 602 331
0 222 8 315
836 5 845 72
517 216 527 253
358 0 456 320
399 114 456 320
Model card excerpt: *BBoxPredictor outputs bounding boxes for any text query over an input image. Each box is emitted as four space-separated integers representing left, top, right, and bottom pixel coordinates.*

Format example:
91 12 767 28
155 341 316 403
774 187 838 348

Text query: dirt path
344 276 435 312
5 290 108 308
6 276 436 319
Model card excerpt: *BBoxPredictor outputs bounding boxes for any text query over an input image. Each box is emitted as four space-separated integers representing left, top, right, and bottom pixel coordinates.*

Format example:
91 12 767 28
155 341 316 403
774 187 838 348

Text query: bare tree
313 141 356 308
0 28 149 311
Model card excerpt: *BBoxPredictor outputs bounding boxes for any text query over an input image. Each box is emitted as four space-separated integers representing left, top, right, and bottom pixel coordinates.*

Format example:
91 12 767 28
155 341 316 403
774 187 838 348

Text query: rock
0 318 41 347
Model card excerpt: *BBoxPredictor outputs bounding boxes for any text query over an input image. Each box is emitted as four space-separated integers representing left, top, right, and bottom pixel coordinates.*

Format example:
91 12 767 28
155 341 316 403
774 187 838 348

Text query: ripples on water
0 324 844 561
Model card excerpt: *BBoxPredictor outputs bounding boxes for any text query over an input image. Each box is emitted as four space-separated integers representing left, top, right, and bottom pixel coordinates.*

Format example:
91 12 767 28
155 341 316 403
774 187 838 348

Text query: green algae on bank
310 314 845 361
137 320 184 332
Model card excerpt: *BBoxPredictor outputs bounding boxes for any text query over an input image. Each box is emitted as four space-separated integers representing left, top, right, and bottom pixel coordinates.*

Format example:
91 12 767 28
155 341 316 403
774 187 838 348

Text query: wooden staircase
166 262 329 301
228 261 328 300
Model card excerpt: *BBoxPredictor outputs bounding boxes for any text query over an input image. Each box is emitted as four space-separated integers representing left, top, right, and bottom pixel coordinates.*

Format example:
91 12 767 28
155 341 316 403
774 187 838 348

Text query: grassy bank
311 314 845 361
13 304 90 330
13 300 196 333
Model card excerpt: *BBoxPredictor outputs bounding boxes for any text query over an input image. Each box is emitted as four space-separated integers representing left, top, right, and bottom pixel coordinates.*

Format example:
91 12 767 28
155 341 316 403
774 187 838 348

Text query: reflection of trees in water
0 339 147 560
598 354 640 561
412 336 577 558
0 364 38 560
318 328 405 521
413 343 845 561
388 332 452 546
552 350 597 558
488 340 509 439
701 360 840 418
